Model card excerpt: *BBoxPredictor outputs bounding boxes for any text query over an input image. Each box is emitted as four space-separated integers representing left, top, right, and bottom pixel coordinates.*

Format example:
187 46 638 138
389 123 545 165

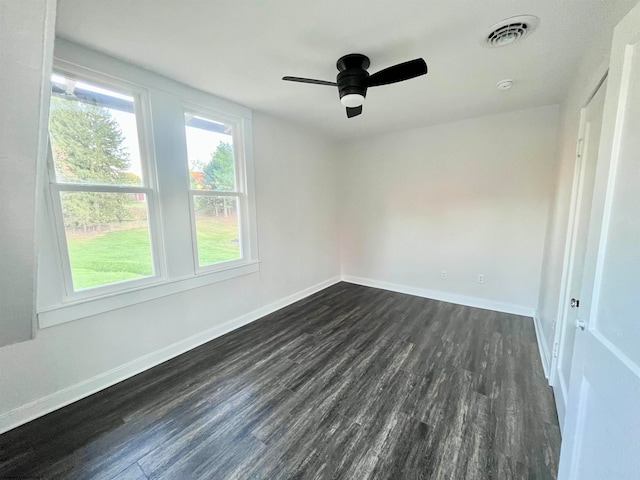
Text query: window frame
182 104 249 274
37 43 259 328
47 67 166 300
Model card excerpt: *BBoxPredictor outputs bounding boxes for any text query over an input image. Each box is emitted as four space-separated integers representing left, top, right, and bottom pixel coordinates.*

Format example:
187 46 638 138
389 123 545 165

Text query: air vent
485 15 539 47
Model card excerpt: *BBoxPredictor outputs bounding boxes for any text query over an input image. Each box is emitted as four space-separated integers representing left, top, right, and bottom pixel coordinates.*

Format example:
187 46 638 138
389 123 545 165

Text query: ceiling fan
283 54 428 118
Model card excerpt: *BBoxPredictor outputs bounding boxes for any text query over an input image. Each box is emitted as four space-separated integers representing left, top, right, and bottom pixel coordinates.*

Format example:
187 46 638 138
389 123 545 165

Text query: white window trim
182 103 251 275
37 261 260 328
37 40 259 328
47 68 166 300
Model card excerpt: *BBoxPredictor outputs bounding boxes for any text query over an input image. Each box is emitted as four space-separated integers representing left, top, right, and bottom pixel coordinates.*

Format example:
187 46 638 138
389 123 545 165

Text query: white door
552 78 607 427
558 3 640 479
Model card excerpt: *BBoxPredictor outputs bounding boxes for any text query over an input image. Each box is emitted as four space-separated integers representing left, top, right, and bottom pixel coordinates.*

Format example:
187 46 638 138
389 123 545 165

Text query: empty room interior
2 0 640 479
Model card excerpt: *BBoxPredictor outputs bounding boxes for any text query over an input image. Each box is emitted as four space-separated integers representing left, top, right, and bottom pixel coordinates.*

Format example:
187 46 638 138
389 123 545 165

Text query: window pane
49 73 144 186
185 113 236 191
60 191 154 290
193 195 240 266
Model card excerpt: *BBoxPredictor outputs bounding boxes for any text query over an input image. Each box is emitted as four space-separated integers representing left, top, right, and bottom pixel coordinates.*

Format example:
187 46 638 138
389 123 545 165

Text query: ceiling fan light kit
283 53 428 118
340 93 365 108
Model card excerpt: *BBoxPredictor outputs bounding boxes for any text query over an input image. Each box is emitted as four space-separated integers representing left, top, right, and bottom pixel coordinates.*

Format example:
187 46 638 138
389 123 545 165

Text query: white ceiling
55 0 635 140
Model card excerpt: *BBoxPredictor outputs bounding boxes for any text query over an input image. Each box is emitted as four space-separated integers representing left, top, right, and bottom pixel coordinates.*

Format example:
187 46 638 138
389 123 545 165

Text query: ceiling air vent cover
485 15 539 47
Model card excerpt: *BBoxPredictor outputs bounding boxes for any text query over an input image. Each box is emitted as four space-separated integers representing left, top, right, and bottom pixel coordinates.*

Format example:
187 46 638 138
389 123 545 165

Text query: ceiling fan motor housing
336 54 370 101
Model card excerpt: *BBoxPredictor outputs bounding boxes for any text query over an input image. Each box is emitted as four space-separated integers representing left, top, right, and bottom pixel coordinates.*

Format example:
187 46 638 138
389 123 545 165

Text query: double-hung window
38 46 258 328
48 72 161 295
184 110 244 271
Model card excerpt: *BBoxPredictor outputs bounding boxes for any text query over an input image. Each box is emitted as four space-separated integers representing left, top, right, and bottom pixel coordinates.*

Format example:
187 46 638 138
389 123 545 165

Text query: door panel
575 377 640 480
558 2 640 478
595 40 640 365
575 335 640 479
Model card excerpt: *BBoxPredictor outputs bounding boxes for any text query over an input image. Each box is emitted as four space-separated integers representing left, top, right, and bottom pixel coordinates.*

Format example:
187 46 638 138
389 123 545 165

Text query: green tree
49 96 135 229
201 142 235 191
195 142 236 216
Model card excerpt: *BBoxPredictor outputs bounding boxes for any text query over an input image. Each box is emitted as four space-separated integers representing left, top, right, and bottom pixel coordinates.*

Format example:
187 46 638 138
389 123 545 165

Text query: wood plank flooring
0 282 560 479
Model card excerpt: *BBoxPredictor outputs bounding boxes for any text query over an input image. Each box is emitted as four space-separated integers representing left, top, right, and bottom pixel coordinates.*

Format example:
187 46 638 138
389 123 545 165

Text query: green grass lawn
194 215 240 266
66 215 239 290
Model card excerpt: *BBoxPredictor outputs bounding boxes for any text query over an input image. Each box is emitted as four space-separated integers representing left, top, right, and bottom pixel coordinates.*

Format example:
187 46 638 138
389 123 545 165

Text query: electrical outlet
441 270 447 279
477 274 485 284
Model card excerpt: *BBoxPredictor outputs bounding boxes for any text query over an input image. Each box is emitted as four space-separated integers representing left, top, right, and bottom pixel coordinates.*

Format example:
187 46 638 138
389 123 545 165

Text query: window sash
188 190 241 197
183 106 243 193
188 191 245 273
52 184 152 194
48 71 154 190
49 184 163 299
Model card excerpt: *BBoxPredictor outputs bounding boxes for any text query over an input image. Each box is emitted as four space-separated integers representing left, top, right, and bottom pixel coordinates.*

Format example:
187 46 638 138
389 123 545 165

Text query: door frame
559 3 640 474
549 71 608 421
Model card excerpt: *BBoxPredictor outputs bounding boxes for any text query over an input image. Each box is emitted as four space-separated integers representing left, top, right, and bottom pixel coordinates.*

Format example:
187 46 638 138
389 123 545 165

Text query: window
38 51 257 327
184 112 243 269
48 73 160 294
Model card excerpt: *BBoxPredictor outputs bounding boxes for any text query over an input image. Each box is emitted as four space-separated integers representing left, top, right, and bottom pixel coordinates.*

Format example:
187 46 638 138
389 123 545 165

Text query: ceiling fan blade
366 58 428 87
282 76 337 86
346 106 362 118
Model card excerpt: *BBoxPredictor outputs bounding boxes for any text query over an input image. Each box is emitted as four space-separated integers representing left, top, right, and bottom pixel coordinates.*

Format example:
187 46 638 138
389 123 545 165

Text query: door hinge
553 342 560 358
577 138 584 158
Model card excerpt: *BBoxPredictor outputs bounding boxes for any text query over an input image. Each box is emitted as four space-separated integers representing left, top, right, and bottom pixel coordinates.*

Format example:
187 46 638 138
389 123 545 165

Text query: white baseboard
533 310 551 379
341 275 535 317
0 276 341 435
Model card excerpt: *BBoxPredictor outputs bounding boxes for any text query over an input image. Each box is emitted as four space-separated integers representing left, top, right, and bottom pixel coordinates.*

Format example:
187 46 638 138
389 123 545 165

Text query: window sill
37 261 260 329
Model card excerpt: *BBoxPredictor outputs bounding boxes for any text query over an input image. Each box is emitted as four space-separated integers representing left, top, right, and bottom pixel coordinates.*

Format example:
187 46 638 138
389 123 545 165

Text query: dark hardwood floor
0 282 560 479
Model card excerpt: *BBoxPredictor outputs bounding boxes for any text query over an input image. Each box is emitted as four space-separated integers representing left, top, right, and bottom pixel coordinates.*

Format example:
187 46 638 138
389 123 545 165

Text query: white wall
0 110 340 431
340 106 560 315
0 0 56 347
253 113 341 302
